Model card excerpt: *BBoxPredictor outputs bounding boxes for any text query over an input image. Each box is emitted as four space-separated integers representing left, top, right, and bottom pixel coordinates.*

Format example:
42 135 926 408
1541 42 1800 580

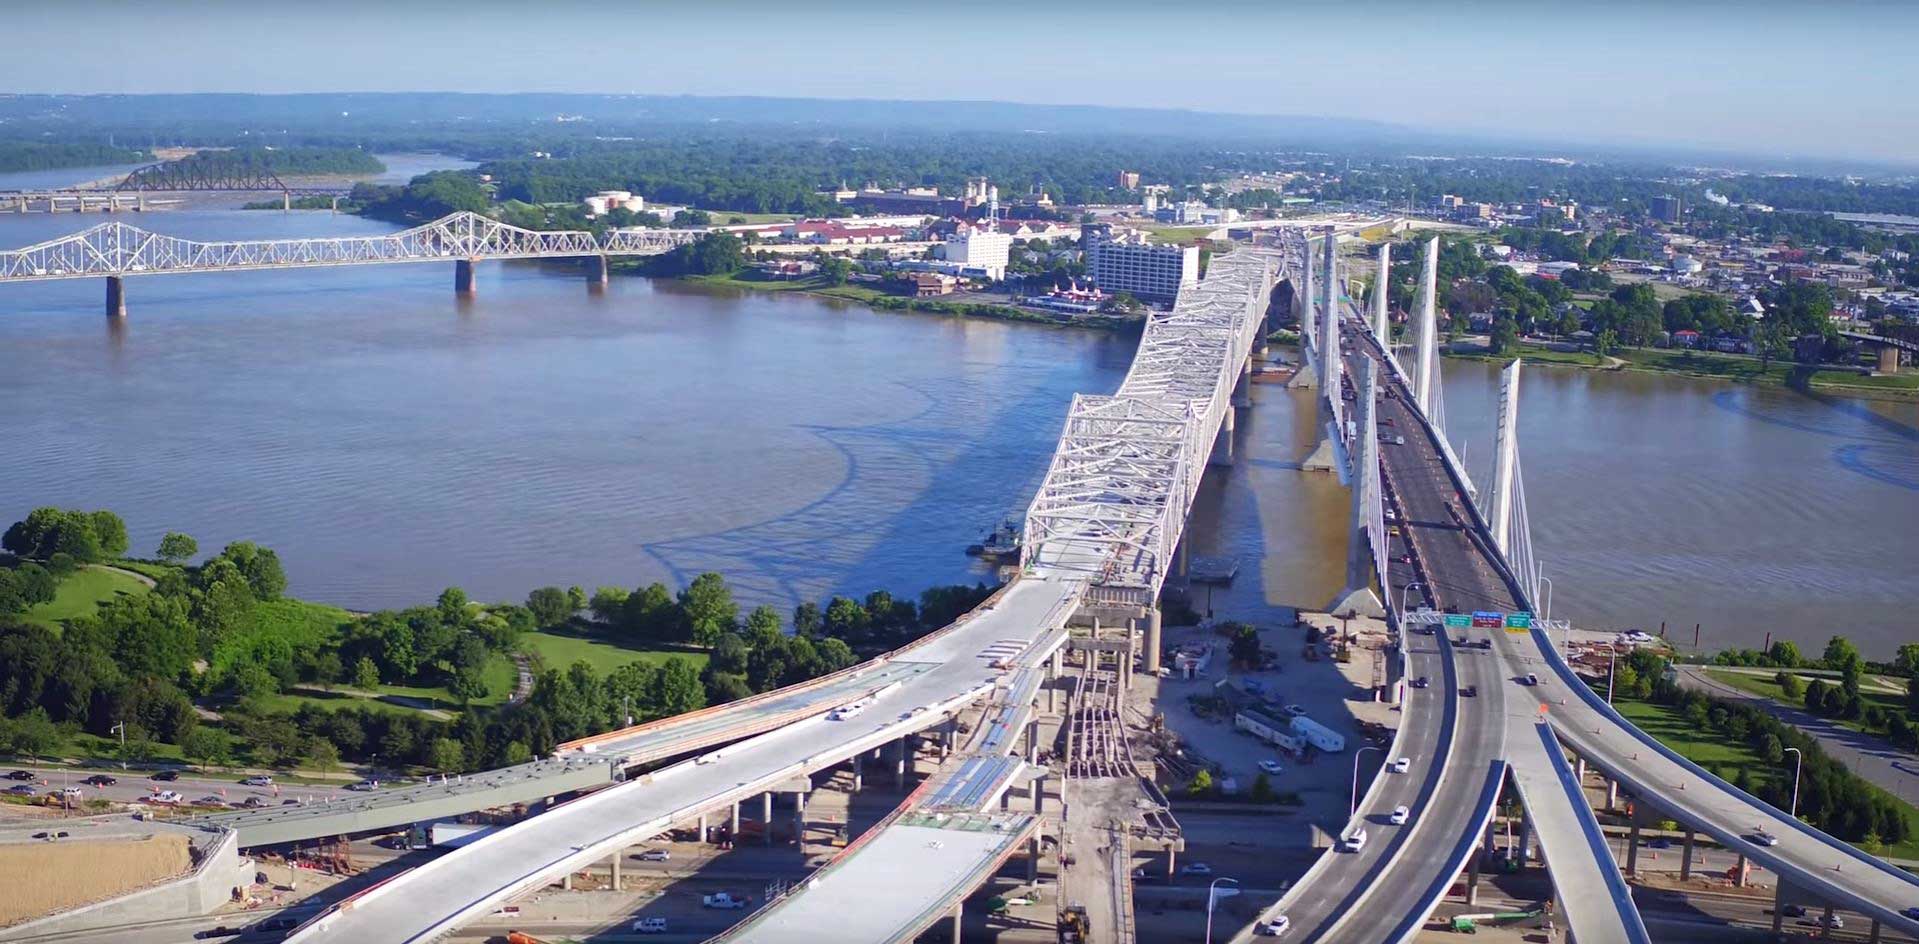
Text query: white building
940 226 1013 281
583 190 645 218
1085 229 1198 302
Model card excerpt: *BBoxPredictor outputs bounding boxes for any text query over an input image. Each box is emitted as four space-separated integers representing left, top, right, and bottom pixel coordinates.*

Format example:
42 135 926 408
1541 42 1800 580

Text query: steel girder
114 161 290 192
1023 249 1280 596
0 212 702 282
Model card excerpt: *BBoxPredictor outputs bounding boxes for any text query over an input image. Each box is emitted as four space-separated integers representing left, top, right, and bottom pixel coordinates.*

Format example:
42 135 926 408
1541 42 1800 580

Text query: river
0 195 1913 656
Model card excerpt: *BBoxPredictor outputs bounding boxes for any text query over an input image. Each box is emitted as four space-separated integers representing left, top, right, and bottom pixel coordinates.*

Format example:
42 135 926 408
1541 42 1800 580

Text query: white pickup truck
703 892 750 909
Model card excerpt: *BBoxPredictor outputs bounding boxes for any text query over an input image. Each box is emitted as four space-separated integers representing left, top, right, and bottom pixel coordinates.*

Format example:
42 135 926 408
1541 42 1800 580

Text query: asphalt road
0 764 353 811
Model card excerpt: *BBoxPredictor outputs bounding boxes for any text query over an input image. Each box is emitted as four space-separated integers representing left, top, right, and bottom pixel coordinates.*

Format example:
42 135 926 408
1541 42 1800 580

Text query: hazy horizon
4 0 1917 167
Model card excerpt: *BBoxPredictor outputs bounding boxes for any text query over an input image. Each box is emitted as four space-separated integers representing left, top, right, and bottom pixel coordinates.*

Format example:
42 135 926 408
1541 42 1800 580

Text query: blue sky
6 0 1916 164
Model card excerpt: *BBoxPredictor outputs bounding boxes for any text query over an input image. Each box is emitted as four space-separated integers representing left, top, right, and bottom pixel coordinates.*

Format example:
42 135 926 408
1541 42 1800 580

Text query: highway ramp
287 577 1083 944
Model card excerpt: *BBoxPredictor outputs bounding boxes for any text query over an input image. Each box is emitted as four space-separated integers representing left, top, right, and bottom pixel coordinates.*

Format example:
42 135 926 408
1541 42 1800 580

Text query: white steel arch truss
1023 247 1283 602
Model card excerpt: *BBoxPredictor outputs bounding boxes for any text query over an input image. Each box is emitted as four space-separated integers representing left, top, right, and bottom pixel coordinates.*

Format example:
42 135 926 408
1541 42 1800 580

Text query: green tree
1822 636 1863 674
1777 671 1805 700
1766 640 1802 668
567 586 587 612
1187 768 1214 797
650 659 707 717
8 707 60 760
1489 315 1519 354
429 737 466 774
353 656 380 691
744 604 782 642
88 511 129 558
791 601 823 638
1227 623 1262 668
622 582 680 643
589 586 629 624
526 586 572 628
156 532 198 565
1893 644 1919 678
1250 772 1276 803
213 541 286 600
180 727 230 770
436 587 469 625
307 737 341 778
1759 732 1784 764
820 256 852 285
679 572 739 647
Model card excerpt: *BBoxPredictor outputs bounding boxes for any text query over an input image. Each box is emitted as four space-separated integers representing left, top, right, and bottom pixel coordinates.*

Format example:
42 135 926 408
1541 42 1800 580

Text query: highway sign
1470 611 1503 628
1504 612 1533 628
1443 614 1470 628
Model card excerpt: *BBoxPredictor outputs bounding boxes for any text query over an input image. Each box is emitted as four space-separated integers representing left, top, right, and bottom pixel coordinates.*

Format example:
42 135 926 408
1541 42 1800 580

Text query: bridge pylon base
1326 586 1383 620
106 276 126 318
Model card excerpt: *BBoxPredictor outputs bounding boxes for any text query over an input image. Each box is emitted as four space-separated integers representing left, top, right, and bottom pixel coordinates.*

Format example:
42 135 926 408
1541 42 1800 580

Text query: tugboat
966 518 1023 559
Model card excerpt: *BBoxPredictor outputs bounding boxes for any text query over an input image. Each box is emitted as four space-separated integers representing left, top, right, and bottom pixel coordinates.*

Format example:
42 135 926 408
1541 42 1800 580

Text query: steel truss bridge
0 212 704 313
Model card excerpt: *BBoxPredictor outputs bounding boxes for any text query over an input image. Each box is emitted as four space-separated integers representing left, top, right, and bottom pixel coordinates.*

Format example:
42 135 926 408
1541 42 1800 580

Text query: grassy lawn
705 210 800 225
252 597 356 649
1143 226 1216 246
522 628 709 676
18 565 150 629
259 651 518 715
1450 341 1603 368
1612 347 1797 385
110 559 182 581
1809 369 1919 393
1614 696 1919 859
1703 669 1908 735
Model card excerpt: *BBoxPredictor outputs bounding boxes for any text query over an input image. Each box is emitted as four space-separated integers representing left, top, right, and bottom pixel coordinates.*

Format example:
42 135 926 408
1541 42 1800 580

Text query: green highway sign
1504 612 1533 629
1443 614 1471 628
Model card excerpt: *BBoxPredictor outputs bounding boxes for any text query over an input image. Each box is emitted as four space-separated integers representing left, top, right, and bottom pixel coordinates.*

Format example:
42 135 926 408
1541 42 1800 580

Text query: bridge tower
455 259 477 295
1413 237 1440 414
1300 235 1317 367
1319 231 1341 400
1372 243 1391 351
1330 357 1386 618
1489 359 1521 554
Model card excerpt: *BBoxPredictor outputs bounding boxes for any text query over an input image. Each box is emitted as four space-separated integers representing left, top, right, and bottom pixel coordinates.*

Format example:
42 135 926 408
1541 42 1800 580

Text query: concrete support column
1733 853 1747 887
454 259 477 295
1050 649 1064 713
1033 774 1045 813
281 190 291 212
730 801 741 843
894 739 907 791
1515 816 1531 867
1772 883 1787 935
105 276 126 318
1465 842 1483 906
1143 606 1162 675
1574 756 1586 786
793 790 807 841
1606 778 1619 810
1028 834 1041 882
1869 919 1883 943
852 755 863 793
1027 720 1040 763
1167 846 1177 878
951 903 963 944
1680 829 1696 881
762 792 773 846
587 254 610 285
563 870 574 890
1209 404 1236 466
1880 344 1901 374
611 850 622 891
1625 812 1642 877
1821 905 1836 940
698 813 708 844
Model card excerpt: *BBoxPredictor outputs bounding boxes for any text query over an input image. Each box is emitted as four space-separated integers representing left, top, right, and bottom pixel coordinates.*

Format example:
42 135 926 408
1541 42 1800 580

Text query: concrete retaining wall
0 827 251 941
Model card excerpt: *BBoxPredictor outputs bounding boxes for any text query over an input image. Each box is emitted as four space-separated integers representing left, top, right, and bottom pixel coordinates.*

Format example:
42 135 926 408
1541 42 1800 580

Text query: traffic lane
1230 628 1456 942
1322 649 1506 942
0 765 354 807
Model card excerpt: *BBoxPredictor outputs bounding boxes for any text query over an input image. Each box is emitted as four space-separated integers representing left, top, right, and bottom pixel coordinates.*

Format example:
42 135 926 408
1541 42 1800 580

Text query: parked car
196 795 227 807
149 770 179 782
1389 806 1410 825
634 849 670 862
241 776 274 787
1258 760 1285 775
82 774 117 786
57 786 83 798
1180 863 1214 876
5 785 36 796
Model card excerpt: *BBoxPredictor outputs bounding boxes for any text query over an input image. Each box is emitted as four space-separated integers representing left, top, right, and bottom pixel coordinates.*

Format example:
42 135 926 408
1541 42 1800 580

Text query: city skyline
4 0 1917 166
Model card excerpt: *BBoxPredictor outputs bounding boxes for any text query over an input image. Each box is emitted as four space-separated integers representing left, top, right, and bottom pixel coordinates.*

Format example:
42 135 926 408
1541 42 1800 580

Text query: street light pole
110 721 126 770
1538 574 1553 622
1606 648 1619 705
1351 745 1383 817
1783 747 1803 818
1205 877 1240 944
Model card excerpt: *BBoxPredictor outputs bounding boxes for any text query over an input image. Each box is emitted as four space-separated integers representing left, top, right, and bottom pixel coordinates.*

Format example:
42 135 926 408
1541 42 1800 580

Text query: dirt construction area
0 832 192 926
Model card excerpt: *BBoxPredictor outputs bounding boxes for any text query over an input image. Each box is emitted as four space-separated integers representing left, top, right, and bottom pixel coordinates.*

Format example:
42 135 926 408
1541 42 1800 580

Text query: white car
1390 757 1411 774
703 893 749 909
1257 915 1291 936
241 776 274 786
149 790 183 804
1389 805 1410 825
1258 760 1285 775
633 917 669 933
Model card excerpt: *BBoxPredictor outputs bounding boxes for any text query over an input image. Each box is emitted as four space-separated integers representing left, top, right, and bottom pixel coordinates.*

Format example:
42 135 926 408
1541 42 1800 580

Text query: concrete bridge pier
586 254 610 286
1879 344 1902 374
730 800 741 842
894 738 907 791
105 276 126 318
610 850 622 891
1232 356 1253 407
950 902 963 943
1624 804 1643 876
697 812 708 844
1142 606 1162 675
1679 828 1696 880
455 259 477 295
793 790 807 840
1209 406 1236 466
851 754 863 793
762 792 773 846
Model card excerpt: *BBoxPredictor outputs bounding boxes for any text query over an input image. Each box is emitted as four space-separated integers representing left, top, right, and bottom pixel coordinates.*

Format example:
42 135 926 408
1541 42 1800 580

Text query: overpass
284 243 1285 944
0 211 702 315
1839 326 1918 373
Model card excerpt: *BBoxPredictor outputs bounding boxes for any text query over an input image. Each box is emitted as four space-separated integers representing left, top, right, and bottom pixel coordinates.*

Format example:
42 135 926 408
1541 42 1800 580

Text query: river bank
669 270 1141 331
1445 340 1919 401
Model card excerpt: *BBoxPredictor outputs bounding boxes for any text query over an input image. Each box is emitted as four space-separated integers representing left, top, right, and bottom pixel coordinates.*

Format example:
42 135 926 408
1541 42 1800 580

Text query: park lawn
252 597 355 650
1143 226 1216 246
521 629 709 677
19 566 150 629
1613 696 1919 859
1611 348 1797 385
110 559 183 581
1450 342 1602 368
1809 370 1919 393
705 210 800 225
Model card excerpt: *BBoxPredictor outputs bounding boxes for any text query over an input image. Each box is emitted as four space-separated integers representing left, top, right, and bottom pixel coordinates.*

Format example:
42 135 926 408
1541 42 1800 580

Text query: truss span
1022 247 1283 601
0 212 700 283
